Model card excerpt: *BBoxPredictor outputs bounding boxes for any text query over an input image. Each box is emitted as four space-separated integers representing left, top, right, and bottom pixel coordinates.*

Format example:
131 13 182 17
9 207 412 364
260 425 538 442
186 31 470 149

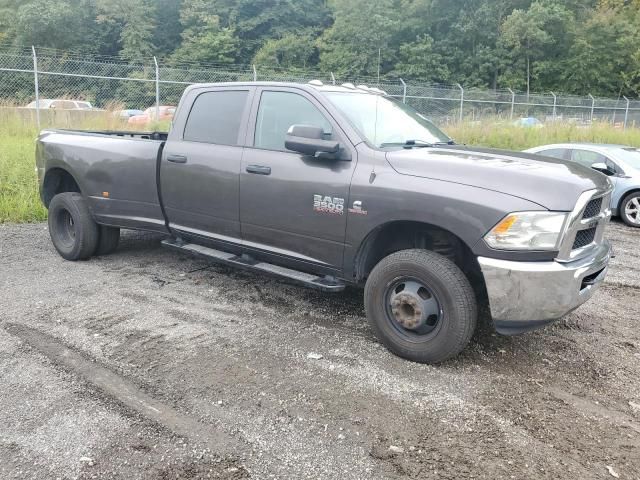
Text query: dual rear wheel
48 192 119 260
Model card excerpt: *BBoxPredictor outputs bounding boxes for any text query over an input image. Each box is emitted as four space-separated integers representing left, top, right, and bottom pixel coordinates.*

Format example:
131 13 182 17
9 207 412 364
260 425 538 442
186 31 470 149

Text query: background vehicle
113 108 144 118
128 106 176 125
24 98 94 110
526 143 640 227
514 117 543 128
36 81 612 364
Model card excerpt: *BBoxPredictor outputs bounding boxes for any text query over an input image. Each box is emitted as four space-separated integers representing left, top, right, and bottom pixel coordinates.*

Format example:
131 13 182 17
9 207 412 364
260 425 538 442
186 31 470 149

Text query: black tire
95 225 120 256
364 249 477 364
47 192 99 261
620 191 640 227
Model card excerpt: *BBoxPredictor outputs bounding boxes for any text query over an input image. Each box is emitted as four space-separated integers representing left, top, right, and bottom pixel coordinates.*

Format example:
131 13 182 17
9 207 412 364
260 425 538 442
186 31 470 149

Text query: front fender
342 162 548 279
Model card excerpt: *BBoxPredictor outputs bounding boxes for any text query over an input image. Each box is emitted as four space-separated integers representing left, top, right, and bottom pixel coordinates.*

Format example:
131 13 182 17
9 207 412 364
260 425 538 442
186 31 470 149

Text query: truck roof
182 81 387 96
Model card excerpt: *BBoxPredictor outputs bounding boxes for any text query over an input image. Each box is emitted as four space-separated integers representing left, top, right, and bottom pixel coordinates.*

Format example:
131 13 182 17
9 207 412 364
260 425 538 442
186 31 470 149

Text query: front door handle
246 165 271 175
167 154 188 164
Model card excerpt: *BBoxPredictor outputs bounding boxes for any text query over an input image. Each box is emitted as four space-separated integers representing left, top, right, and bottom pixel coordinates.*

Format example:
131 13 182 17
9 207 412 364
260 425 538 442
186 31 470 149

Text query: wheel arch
42 167 82 208
352 220 485 292
618 187 640 214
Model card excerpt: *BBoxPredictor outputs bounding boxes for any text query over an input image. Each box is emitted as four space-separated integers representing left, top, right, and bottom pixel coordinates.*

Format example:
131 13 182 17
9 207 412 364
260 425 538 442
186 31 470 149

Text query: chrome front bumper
478 241 612 335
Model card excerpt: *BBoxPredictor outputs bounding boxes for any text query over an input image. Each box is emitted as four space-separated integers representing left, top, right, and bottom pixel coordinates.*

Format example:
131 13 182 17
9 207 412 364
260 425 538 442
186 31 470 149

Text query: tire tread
48 192 99 261
364 249 477 363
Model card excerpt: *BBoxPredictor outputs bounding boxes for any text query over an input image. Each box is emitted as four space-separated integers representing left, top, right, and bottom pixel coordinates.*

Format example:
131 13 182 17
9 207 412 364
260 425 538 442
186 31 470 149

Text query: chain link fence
2 45 640 129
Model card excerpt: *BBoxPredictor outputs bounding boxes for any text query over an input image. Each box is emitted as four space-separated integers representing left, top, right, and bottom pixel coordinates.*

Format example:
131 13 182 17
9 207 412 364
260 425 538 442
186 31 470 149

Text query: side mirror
591 162 613 175
285 125 340 158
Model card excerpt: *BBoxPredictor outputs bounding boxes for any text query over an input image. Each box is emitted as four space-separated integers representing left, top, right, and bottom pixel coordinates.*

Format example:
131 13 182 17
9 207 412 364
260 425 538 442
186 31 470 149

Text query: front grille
582 198 602 219
573 227 596 249
558 188 611 262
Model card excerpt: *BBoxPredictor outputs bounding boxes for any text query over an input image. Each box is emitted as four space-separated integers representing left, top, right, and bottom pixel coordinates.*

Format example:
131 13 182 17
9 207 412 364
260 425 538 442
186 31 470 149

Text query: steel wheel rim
625 197 640 225
54 208 76 249
384 277 443 340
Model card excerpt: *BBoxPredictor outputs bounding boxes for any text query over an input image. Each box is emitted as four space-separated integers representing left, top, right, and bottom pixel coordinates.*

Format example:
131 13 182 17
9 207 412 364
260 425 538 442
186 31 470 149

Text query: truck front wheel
364 249 477 364
48 192 99 261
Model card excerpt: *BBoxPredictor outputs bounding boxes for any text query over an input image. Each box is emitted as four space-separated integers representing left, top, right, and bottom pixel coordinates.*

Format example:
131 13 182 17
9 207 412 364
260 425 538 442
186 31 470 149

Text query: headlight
484 212 568 251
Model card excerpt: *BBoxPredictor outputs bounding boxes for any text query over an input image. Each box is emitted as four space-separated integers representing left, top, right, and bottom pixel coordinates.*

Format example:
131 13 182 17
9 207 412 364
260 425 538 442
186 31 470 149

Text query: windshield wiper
380 140 435 149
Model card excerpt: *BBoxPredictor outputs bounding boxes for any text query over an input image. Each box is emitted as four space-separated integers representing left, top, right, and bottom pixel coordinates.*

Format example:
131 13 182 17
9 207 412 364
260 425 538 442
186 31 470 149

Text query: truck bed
73 130 168 141
36 129 169 233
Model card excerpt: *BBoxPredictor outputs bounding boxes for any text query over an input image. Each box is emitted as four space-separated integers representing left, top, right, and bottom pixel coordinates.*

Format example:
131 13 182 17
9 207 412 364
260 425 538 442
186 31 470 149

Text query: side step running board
161 239 346 293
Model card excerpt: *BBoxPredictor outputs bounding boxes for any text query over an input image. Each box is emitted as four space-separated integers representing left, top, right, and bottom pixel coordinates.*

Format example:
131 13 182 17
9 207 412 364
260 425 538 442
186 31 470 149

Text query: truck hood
386 146 611 211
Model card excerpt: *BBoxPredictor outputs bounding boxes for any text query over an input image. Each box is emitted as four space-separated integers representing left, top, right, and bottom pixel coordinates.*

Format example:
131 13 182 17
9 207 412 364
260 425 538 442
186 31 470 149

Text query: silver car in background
525 143 640 227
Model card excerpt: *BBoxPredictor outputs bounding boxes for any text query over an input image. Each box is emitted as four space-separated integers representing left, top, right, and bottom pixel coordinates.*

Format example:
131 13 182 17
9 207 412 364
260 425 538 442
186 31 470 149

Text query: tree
253 32 318 70
499 1 574 96
3 0 98 51
153 0 185 57
318 0 400 78
210 0 331 62
392 35 450 83
96 0 156 62
599 0 640 8
170 0 239 64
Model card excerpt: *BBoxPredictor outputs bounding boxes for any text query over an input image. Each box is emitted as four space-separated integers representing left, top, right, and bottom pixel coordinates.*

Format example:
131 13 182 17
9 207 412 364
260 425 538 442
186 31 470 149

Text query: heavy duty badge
313 195 345 215
348 200 368 215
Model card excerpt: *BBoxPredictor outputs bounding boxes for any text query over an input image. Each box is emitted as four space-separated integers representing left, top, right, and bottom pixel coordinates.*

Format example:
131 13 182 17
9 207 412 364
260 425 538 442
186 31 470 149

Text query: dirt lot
1 221 639 480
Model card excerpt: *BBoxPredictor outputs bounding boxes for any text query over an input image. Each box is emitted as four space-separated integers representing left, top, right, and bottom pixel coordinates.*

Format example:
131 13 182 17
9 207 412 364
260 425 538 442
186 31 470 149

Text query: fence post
624 95 630 130
399 78 407 103
31 46 40 130
153 56 160 122
456 83 464 123
331 72 336 85
550 91 557 120
507 88 515 120
252 64 257 81
589 94 595 123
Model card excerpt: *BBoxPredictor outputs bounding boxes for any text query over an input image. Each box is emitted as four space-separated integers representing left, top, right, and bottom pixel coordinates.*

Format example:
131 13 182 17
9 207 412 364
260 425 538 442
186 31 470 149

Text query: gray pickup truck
36 81 613 363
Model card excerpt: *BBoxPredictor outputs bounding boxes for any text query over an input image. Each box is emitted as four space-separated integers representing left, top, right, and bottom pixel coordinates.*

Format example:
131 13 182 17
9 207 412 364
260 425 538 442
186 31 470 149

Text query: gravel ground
1 221 639 480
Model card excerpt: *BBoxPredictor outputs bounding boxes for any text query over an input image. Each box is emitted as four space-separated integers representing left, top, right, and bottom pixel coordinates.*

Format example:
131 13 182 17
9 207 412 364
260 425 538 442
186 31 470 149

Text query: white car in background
24 99 94 110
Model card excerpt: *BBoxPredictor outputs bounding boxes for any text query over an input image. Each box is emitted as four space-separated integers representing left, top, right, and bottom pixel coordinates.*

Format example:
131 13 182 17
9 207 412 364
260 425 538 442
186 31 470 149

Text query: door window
254 91 332 151
183 90 249 145
571 149 608 168
537 148 568 160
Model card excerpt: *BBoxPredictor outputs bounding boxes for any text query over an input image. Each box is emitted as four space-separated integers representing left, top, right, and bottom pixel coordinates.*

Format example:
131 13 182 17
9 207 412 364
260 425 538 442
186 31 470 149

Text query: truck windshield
324 91 452 148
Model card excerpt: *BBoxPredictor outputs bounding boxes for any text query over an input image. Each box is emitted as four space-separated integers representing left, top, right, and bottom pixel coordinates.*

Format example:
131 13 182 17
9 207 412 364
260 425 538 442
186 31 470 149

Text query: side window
183 90 249 145
255 91 332 151
571 149 607 168
538 148 567 159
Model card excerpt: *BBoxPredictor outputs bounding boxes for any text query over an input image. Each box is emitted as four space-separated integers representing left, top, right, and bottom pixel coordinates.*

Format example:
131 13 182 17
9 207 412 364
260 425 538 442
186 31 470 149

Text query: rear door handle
167 154 188 164
246 165 271 175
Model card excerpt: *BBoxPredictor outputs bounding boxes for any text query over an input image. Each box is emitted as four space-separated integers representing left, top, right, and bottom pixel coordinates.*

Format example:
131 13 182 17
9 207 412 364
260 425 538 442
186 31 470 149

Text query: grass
0 135 46 223
2 109 640 223
448 121 640 150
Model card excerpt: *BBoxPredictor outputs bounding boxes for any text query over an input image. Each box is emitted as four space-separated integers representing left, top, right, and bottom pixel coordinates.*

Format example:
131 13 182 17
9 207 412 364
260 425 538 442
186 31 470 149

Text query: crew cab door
160 87 253 243
240 87 357 271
